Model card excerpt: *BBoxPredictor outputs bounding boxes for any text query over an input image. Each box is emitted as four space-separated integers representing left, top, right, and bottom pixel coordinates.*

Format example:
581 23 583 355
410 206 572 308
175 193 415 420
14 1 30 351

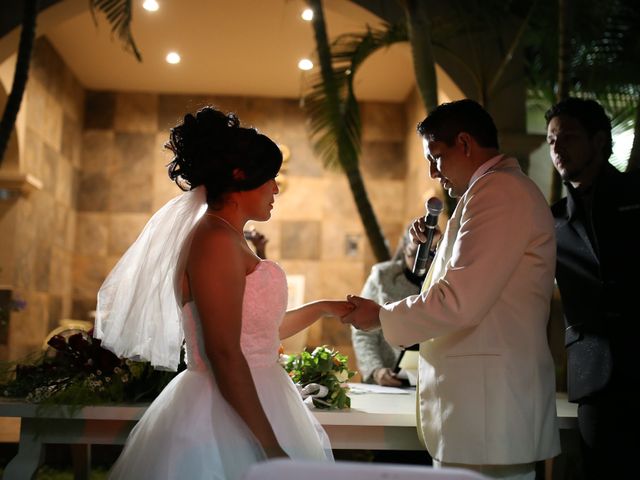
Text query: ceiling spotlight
298 58 313 71
143 0 159 12
301 8 314 21
166 52 181 64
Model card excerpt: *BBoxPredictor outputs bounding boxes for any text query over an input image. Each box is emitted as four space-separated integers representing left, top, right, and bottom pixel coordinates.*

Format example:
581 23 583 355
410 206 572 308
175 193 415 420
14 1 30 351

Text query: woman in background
352 231 426 386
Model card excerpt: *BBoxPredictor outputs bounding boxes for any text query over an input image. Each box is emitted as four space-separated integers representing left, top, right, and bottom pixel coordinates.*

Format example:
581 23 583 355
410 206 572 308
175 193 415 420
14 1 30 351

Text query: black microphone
412 197 444 276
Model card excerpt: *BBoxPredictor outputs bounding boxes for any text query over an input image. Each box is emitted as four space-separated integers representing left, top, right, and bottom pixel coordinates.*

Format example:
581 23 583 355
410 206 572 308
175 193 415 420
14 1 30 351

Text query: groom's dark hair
417 99 499 149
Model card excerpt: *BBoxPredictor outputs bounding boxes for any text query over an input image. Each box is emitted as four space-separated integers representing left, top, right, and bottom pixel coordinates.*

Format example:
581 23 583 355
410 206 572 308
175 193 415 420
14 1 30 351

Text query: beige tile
270 176 325 220
157 94 210 132
54 158 74 207
319 260 365 299
13 211 37 290
276 134 323 178
281 220 321 260
75 213 109 256
320 219 365 261
40 144 60 195
25 79 47 139
281 100 309 139
22 128 43 179
321 320 353 350
0 204 16 286
81 130 115 172
361 101 406 142
109 133 155 212
107 213 149 256
322 174 358 219
66 209 77 251
114 92 159 133
52 204 72 249
84 91 115 130
71 297 97 322
204 95 247 115
242 97 284 135
77 170 110 212
61 113 83 169
364 178 406 221
41 90 63 152
8 291 49 358
60 67 85 123
34 241 52 292
72 254 108 299
361 141 406 179
47 294 63 332
48 246 72 296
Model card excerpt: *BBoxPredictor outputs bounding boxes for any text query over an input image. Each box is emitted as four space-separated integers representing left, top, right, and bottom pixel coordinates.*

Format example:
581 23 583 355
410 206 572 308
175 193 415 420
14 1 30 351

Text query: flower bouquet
0 330 183 406
282 345 355 409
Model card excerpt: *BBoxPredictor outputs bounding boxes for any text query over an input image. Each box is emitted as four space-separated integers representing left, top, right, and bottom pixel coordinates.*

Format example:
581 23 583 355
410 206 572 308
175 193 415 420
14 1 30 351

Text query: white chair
242 459 488 480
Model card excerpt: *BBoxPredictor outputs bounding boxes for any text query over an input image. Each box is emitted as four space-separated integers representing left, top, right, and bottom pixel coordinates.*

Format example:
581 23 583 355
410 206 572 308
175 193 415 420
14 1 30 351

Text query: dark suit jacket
552 164 640 402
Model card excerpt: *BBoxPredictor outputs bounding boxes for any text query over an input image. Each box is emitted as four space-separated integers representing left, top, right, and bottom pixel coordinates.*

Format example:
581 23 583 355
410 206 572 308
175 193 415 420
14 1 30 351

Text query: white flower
334 369 349 382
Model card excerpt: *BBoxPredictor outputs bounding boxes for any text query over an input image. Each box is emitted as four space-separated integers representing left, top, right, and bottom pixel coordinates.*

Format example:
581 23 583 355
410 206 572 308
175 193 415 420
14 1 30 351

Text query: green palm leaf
302 23 408 171
90 0 142 62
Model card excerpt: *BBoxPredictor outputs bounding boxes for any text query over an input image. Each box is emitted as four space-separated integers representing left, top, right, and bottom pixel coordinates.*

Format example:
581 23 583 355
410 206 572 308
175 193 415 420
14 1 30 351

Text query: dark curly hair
165 106 282 206
545 97 613 160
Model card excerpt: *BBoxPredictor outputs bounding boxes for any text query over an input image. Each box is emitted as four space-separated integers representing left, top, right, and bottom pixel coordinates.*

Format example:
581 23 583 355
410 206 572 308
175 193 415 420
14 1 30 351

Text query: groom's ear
456 132 473 158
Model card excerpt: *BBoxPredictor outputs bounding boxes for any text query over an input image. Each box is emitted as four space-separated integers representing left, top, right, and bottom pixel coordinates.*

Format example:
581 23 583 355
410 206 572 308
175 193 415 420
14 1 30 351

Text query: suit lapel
565 190 599 264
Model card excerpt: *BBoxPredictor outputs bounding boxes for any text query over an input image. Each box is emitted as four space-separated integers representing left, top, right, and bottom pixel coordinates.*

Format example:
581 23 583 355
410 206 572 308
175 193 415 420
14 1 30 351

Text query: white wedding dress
109 260 333 479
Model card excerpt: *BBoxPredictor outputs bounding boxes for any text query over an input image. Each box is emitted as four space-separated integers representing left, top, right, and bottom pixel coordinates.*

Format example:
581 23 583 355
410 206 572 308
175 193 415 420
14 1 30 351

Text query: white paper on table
347 382 411 394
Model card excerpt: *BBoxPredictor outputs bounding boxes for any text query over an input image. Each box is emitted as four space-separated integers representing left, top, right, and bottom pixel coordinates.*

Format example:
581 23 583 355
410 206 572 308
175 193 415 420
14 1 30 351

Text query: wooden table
0 389 577 479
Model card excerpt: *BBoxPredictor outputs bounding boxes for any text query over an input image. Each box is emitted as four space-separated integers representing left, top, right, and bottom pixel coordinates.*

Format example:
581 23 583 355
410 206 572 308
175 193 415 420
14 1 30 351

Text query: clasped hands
340 295 382 331
339 215 436 331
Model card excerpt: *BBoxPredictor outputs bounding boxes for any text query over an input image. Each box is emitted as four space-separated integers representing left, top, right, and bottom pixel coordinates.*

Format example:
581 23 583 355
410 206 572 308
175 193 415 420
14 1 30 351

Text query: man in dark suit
546 98 640 479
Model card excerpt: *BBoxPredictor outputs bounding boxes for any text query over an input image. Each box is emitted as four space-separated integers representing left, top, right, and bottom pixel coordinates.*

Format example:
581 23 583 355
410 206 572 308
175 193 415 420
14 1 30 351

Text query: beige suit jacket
380 156 560 464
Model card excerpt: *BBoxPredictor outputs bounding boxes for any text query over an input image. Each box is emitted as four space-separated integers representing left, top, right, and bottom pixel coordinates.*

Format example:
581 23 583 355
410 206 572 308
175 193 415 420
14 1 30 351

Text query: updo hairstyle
165 106 282 206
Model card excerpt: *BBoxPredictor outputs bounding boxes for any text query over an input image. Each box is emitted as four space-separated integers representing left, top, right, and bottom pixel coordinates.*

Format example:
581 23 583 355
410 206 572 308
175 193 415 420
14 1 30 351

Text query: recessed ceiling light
143 0 159 12
166 52 181 64
301 8 313 21
298 58 313 71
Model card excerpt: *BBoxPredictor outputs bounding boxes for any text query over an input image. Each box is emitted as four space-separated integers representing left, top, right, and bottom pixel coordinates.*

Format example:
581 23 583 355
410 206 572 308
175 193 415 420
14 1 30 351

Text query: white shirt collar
468 154 505 189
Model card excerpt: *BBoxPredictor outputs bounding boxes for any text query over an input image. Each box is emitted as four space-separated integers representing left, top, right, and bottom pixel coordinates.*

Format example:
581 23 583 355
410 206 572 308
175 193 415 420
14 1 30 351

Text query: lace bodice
182 260 288 371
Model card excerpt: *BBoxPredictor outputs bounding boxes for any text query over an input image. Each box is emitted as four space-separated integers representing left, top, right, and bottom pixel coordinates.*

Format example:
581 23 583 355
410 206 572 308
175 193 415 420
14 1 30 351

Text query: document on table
347 383 412 394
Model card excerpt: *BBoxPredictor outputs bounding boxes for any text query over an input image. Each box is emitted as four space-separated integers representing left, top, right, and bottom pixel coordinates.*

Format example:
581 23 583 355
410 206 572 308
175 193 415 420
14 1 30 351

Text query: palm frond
301 23 408 171
89 0 142 62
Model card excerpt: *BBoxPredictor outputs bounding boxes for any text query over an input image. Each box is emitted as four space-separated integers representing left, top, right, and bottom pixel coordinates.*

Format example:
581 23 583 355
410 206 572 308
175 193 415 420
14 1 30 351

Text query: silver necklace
205 213 242 236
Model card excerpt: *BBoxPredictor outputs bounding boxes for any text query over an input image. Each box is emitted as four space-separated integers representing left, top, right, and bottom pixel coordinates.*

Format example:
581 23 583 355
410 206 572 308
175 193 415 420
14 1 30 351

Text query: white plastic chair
242 459 488 480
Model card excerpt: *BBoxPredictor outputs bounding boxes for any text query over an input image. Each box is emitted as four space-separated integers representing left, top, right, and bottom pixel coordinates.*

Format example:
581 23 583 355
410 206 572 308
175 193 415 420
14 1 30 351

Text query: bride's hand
323 300 355 319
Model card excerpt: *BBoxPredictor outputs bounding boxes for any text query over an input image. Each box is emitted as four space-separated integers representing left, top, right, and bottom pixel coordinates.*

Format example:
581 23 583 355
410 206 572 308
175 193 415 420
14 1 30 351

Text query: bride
95 106 353 479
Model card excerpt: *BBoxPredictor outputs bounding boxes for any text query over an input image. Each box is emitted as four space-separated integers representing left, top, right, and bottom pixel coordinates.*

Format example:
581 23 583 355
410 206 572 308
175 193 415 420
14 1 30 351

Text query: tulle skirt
109 364 332 480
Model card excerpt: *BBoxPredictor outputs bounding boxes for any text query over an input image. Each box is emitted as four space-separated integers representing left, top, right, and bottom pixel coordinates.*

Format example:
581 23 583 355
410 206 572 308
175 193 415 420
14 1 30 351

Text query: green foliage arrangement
283 345 356 410
0 330 182 405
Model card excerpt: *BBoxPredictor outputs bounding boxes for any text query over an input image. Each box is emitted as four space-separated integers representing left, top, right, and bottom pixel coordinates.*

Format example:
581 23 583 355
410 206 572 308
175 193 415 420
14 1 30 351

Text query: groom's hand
341 295 382 331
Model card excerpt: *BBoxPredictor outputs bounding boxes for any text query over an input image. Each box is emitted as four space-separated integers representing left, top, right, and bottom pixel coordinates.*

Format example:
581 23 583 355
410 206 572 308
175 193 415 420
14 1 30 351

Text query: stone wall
0 39 84 360
1 38 422 377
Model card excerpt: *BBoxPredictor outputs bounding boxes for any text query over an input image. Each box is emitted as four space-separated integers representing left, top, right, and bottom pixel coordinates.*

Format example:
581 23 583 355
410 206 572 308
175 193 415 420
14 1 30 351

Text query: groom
343 100 560 480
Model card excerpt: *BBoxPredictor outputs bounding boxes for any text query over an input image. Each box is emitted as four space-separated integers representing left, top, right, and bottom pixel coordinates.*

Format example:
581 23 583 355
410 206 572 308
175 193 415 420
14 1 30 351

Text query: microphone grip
412 218 437 276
